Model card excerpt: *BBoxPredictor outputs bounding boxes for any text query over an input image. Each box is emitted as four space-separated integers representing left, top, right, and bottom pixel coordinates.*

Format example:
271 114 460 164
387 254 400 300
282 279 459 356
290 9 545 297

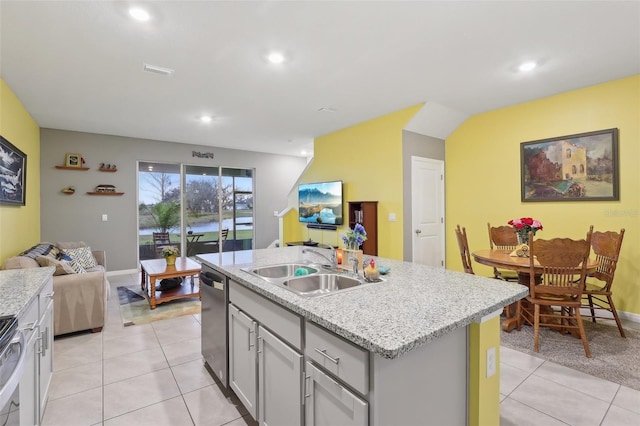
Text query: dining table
472 249 599 332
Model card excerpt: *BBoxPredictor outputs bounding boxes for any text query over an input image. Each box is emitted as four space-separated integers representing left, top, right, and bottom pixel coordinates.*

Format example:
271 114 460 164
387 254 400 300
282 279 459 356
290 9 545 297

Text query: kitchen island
198 247 527 425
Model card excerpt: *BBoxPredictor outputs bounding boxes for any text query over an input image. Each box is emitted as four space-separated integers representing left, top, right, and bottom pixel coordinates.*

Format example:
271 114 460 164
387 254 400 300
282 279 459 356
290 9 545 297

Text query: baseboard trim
579 307 640 324
106 269 138 277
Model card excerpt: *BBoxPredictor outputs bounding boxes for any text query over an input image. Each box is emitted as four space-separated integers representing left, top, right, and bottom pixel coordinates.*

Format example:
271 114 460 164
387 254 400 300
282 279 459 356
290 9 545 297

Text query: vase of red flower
508 217 543 244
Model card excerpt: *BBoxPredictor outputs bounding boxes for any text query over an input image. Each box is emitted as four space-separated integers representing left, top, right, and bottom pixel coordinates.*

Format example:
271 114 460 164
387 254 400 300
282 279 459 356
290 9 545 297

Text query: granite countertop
198 247 528 359
0 267 55 317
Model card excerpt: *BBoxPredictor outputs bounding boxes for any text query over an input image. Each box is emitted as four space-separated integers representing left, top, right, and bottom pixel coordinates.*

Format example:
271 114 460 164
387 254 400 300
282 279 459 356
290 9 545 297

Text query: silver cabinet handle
248 328 255 350
314 348 340 364
304 375 311 400
22 322 37 331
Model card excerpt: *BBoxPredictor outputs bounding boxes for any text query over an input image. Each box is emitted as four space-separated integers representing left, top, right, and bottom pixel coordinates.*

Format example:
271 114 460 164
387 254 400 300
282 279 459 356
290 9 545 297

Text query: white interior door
411 157 445 267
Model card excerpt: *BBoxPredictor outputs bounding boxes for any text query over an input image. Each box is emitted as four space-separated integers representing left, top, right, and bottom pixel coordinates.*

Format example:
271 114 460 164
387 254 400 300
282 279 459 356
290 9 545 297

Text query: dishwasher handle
200 271 225 290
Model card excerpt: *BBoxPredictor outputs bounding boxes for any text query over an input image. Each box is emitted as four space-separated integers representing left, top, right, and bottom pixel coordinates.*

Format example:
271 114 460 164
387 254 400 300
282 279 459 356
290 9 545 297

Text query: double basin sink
243 263 378 298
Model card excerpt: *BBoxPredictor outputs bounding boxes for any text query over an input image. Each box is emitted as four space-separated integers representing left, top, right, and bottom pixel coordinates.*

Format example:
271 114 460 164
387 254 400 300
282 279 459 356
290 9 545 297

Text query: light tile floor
42 274 640 425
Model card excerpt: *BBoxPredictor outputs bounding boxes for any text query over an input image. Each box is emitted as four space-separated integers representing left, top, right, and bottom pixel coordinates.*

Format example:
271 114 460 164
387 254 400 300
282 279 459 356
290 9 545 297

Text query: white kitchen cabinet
229 303 257 419
38 294 54 417
19 275 54 426
305 361 368 426
258 325 303 426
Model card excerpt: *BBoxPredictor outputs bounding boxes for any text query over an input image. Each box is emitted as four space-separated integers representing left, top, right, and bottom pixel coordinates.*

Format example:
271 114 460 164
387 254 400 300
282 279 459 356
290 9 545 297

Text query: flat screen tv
298 180 343 225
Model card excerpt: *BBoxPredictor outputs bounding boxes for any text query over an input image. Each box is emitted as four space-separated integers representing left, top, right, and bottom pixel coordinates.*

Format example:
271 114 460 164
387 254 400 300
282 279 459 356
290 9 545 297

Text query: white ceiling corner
404 102 470 140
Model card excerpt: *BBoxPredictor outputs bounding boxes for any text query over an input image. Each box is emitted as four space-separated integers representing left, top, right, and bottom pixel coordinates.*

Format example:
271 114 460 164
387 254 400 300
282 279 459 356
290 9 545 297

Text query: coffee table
140 257 202 309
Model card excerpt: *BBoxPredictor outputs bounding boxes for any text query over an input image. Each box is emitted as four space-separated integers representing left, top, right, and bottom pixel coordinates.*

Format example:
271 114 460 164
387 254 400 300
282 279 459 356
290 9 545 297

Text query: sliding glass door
138 161 254 260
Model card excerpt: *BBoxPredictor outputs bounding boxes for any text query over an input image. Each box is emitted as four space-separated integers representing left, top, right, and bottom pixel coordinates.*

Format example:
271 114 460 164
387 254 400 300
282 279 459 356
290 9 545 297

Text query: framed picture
65 153 82 168
0 135 27 206
521 128 619 202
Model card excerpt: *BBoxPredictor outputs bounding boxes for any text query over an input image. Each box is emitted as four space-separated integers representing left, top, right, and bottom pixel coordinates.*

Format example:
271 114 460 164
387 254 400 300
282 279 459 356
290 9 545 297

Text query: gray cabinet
229 303 257 419
228 280 304 425
257 325 303 426
305 361 368 426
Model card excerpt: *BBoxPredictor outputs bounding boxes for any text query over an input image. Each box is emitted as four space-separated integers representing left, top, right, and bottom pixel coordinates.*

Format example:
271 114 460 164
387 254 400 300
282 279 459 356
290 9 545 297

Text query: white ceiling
1 1 639 157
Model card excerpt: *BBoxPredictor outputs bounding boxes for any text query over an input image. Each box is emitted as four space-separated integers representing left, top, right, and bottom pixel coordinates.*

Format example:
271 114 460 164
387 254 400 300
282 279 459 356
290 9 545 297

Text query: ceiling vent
143 63 175 76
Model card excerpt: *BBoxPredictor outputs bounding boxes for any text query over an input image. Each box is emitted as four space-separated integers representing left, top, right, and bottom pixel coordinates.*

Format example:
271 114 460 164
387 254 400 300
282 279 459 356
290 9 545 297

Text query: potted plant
162 245 180 265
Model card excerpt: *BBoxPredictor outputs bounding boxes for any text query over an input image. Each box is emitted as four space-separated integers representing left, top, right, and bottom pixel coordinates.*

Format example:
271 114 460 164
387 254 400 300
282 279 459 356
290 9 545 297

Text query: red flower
522 217 534 226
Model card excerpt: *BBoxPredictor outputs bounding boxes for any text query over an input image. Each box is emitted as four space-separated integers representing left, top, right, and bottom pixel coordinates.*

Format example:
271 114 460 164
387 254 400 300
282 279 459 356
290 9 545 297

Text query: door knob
415 229 422 234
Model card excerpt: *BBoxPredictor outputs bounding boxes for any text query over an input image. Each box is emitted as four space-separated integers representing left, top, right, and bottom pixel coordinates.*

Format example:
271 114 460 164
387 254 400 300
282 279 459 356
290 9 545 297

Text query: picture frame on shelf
520 128 619 202
0 135 27 206
65 153 82 168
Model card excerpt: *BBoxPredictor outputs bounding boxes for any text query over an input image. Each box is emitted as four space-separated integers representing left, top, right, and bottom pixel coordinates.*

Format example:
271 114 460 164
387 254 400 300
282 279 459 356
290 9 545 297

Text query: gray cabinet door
229 303 257 419
305 362 368 426
258 325 303 426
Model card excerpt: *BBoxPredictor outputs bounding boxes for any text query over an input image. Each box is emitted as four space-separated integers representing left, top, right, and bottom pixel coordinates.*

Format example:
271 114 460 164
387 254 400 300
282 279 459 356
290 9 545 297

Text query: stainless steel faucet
302 247 338 269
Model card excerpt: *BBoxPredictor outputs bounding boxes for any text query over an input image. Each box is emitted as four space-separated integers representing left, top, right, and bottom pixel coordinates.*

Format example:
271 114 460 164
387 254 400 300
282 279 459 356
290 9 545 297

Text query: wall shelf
86 192 124 196
55 165 89 171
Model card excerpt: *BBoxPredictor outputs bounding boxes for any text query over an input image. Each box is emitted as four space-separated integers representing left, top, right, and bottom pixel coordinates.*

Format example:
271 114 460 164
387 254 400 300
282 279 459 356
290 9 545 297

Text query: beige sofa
2 243 109 336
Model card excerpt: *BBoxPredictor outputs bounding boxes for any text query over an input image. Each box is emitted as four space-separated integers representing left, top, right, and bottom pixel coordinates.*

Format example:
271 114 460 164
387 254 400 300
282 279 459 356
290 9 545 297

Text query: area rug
117 285 201 326
501 321 640 391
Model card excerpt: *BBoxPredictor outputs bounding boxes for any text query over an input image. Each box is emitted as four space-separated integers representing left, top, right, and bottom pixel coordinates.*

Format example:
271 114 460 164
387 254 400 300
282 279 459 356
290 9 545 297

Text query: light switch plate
101 214 108 222
388 213 396 222
486 346 496 378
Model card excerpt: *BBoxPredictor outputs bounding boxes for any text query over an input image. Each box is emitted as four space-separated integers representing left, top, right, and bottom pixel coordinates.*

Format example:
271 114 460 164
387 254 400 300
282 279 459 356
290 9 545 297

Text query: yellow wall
446 75 640 316
468 315 501 426
0 79 41 259
284 104 423 259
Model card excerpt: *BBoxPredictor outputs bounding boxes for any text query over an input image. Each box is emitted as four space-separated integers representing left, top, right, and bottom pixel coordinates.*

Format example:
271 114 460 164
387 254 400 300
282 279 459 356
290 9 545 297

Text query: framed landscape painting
520 128 619 202
0 136 27 206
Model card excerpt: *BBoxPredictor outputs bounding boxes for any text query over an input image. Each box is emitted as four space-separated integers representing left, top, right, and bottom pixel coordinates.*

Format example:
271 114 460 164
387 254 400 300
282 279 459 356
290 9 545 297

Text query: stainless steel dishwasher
200 265 229 388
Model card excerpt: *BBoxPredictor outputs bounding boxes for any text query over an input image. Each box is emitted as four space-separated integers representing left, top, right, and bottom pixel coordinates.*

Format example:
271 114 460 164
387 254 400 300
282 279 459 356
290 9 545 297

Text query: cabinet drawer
305 321 368 395
229 280 302 350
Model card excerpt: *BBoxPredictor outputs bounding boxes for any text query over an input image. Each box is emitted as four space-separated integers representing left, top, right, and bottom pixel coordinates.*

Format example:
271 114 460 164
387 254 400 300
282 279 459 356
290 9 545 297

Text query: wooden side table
140 257 202 309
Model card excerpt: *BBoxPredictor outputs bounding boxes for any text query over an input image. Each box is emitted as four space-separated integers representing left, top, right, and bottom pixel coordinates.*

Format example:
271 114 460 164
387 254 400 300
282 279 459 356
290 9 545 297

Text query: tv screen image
298 181 343 225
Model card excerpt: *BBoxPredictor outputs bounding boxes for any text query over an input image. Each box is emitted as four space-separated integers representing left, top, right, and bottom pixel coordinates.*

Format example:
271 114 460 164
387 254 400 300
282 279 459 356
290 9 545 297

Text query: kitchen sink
242 263 382 297
282 274 363 297
246 263 319 281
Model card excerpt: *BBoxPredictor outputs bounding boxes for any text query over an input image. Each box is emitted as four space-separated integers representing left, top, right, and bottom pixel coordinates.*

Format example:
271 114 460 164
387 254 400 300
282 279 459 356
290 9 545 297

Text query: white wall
40 129 307 271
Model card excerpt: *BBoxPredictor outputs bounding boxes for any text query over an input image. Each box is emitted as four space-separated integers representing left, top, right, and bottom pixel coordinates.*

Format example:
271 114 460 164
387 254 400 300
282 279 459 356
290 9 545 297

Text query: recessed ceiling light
518 61 537 72
267 52 285 64
129 7 150 22
200 115 213 123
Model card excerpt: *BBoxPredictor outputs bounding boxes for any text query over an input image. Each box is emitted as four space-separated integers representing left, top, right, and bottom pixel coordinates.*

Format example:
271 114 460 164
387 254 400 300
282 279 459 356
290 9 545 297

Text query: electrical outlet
486 346 496 378
273 210 279 217
101 214 108 222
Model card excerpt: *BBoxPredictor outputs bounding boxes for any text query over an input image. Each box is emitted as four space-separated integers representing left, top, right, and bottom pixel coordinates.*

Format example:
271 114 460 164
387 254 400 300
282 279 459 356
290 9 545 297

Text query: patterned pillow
35 255 76 276
20 243 56 259
63 246 97 269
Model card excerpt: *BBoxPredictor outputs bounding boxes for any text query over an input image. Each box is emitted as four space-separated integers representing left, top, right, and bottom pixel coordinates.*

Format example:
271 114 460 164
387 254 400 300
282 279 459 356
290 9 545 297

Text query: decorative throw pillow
20 243 56 259
35 255 76 276
62 246 97 269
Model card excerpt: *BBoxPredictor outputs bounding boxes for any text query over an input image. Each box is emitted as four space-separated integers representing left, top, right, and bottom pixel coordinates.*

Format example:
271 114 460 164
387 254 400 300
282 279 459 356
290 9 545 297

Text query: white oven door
0 330 25 426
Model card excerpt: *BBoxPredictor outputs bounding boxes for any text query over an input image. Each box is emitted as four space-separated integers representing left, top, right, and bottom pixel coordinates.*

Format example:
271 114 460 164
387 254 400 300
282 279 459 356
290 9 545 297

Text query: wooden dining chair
581 228 626 337
518 228 593 358
455 225 474 275
487 223 519 281
152 232 171 255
